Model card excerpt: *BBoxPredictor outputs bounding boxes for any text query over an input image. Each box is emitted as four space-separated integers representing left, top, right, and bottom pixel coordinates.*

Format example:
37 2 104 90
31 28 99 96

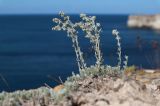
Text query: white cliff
127 14 160 30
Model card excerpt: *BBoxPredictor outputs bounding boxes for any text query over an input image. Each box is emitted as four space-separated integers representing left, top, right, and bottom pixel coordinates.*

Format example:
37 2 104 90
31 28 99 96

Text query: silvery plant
112 29 128 70
52 11 103 72
52 12 129 99
52 11 128 80
79 13 103 69
52 11 86 71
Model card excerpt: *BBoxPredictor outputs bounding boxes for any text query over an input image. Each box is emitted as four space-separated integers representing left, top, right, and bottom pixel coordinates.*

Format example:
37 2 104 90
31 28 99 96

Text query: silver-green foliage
112 29 122 68
79 14 103 69
52 11 103 71
0 87 51 106
52 12 128 90
112 29 128 71
52 11 86 71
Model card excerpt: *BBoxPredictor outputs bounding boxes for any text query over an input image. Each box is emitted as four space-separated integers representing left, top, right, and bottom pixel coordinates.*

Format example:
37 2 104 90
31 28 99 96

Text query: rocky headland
127 14 160 30
0 70 160 106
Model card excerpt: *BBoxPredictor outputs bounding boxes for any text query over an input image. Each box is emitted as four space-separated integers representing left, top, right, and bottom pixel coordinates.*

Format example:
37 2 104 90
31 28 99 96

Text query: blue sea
0 15 160 92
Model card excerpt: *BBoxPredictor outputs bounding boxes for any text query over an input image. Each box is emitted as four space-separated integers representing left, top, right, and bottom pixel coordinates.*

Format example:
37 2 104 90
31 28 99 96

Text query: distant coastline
127 14 160 30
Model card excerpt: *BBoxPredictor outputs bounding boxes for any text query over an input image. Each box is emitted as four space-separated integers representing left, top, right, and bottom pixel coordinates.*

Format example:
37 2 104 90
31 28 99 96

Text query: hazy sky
0 0 160 14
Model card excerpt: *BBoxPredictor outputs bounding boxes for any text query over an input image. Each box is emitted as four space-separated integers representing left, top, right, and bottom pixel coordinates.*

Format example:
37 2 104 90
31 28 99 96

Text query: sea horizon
0 14 160 91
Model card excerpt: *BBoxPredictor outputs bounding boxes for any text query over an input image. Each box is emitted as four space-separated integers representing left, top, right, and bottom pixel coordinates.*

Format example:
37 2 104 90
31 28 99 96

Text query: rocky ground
56 73 160 106
0 71 160 106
